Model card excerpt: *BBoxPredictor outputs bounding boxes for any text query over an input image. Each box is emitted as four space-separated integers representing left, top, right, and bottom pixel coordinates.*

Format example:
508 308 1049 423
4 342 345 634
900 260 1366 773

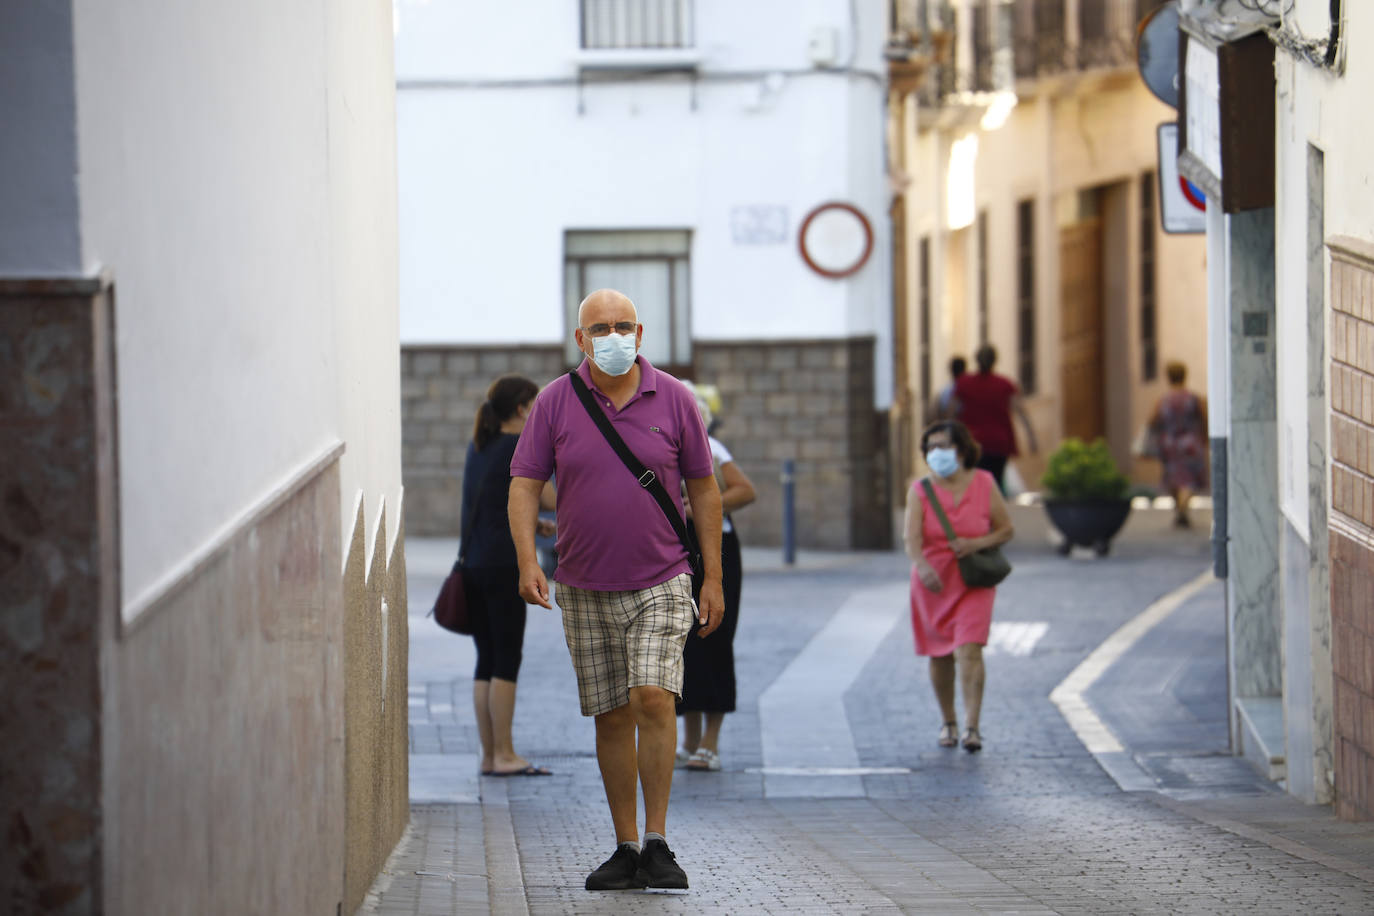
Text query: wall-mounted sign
1157 123 1205 234
1177 9 1275 213
798 201 873 279
730 205 788 245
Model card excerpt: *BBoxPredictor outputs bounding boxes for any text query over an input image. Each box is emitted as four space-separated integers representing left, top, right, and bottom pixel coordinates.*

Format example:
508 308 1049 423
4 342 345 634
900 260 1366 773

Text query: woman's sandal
961 727 983 753
686 747 721 771
938 722 959 748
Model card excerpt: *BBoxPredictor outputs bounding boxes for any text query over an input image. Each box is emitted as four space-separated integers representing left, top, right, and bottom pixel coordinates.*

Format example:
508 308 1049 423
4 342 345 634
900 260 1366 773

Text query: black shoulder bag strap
567 371 702 573
920 478 959 545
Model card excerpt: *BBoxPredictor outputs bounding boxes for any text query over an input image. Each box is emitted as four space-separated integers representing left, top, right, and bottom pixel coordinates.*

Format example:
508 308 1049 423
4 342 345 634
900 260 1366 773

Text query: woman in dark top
461 374 554 776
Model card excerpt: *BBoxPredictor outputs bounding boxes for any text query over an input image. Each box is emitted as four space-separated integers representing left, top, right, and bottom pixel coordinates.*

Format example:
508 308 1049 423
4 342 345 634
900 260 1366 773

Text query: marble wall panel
1226 209 1282 702
0 278 112 915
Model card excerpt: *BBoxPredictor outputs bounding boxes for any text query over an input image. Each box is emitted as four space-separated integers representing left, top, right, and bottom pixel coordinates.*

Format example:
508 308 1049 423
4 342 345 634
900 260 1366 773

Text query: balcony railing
907 0 1174 108
581 0 694 50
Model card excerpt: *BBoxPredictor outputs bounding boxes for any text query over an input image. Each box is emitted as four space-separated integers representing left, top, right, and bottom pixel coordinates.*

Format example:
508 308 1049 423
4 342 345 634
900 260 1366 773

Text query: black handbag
567 371 703 575
921 478 1012 588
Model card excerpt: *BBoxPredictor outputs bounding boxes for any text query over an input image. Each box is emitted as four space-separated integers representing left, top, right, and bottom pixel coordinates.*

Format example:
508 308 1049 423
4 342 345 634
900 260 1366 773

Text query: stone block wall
399 337 891 549
1329 239 1374 821
696 338 890 550
401 346 566 536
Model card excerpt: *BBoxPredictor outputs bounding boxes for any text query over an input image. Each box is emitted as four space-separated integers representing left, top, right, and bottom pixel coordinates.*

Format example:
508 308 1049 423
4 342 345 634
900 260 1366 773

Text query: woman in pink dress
905 420 1014 752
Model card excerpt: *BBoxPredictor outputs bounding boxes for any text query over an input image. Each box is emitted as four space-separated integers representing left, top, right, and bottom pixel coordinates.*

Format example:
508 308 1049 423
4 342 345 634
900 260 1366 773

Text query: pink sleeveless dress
909 469 998 657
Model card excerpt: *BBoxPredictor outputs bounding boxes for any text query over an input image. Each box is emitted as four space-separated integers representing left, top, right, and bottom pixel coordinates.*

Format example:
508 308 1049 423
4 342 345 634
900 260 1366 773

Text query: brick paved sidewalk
363 510 1374 914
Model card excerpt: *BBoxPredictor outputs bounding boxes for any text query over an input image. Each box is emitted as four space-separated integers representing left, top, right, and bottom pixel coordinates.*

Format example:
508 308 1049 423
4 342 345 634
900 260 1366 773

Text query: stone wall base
400 338 891 550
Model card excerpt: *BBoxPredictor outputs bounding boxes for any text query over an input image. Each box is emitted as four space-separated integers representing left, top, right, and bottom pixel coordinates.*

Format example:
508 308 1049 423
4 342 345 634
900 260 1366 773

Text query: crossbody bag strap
567 371 700 564
920 478 959 544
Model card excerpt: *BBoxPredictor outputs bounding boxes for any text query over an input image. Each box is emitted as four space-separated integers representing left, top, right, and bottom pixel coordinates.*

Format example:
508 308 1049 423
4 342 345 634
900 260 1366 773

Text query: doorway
1059 189 1105 442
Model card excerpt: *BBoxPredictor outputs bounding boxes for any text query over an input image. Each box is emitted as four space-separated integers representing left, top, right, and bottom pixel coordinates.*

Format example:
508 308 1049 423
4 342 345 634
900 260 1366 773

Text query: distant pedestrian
460 374 556 777
952 345 1037 491
905 420 1014 753
509 288 724 891
1148 361 1208 528
933 355 967 420
677 382 756 773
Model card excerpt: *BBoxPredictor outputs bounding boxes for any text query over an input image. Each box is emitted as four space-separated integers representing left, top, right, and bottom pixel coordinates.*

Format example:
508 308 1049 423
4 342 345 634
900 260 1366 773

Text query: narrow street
368 508 1374 914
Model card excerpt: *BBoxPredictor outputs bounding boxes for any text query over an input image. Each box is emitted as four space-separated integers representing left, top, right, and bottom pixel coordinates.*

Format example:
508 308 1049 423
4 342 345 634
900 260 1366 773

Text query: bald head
577 288 637 328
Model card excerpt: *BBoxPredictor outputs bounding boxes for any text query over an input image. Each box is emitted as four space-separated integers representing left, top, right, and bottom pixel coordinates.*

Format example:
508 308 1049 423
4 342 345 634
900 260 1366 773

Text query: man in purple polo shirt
509 288 724 892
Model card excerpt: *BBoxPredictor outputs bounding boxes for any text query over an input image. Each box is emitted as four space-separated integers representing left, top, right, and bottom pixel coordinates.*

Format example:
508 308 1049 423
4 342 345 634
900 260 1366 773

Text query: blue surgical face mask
926 446 960 478
590 331 637 376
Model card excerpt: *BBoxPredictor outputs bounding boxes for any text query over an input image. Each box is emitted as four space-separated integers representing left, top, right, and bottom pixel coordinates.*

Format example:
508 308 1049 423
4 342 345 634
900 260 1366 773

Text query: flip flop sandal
938 722 959 748
490 764 554 777
961 728 982 753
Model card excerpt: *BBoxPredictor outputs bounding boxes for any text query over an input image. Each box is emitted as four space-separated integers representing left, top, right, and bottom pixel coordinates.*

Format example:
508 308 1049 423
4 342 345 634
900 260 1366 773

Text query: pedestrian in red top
952 344 1038 492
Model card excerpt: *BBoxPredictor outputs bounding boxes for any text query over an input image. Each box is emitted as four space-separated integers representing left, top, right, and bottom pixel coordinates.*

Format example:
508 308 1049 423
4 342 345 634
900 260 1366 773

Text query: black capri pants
462 565 528 682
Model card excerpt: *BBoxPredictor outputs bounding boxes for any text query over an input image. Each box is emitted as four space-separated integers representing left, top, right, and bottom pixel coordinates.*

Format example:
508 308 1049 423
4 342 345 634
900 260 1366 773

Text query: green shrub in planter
1041 437 1129 502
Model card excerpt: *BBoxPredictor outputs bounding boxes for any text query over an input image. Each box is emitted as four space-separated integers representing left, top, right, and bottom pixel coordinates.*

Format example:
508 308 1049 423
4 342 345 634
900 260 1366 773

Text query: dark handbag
567 371 703 575
432 561 471 634
921 478 1012 588
430 448 493 635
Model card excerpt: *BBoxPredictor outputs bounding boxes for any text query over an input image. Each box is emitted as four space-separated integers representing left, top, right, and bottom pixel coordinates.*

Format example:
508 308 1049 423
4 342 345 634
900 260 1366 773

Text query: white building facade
395 0 895 548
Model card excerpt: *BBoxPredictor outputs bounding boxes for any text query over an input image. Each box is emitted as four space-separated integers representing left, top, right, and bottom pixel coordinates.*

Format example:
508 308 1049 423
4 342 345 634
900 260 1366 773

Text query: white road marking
985 621 1049 656
757 581 910 797
1050 570 1215 754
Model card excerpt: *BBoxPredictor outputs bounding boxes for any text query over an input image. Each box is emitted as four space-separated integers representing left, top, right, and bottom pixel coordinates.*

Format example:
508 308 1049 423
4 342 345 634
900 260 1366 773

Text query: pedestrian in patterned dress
1148 361 1209 528
905 420 1014 753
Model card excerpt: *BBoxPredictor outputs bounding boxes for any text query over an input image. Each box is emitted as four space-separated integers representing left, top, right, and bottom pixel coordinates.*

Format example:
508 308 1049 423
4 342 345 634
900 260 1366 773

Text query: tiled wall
1328 238 1374 821
399 338 891 550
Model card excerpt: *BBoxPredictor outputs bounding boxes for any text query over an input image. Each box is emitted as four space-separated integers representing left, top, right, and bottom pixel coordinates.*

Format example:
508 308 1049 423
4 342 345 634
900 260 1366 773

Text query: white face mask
590 331 637 376
926 446 960 478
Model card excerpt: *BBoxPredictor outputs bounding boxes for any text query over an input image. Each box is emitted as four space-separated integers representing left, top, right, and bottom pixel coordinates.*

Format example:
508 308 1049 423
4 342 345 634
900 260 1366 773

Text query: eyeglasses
579 321 637 337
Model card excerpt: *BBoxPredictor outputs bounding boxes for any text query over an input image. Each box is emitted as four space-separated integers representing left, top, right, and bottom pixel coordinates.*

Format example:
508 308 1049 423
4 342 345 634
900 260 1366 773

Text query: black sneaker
634 837 688 889
585 844 646 890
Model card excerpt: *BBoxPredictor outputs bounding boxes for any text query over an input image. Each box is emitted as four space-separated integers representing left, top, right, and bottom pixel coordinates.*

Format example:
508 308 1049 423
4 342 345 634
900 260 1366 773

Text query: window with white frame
564 229 692 369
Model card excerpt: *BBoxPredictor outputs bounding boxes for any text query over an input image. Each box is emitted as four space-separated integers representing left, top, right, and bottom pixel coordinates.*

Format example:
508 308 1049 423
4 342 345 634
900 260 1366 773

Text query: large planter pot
1044 498 1132 556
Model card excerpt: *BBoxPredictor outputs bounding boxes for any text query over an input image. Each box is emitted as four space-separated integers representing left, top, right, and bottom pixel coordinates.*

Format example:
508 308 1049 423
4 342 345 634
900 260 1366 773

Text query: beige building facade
887 0 1207 497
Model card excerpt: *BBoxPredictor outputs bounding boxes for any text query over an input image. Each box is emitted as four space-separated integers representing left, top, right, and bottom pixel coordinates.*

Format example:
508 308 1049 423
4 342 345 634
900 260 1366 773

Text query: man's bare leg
629 685 677 836
594 704 640 844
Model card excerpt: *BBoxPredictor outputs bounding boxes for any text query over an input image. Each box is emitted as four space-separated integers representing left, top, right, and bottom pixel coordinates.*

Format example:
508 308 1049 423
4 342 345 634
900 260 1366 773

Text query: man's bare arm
683 475 725 637
508 476 552 608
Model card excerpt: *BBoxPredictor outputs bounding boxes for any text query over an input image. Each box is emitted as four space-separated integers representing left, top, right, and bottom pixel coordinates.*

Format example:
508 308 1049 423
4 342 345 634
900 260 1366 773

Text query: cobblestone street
364 508 1374 914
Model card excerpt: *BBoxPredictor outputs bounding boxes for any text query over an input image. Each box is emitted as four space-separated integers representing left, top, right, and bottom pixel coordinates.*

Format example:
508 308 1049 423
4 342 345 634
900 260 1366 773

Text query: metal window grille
1139 173 1158 382
919 237 933 422
1016 199 1036 395
977 211 990 345
564 230 692 370
580 0 693 50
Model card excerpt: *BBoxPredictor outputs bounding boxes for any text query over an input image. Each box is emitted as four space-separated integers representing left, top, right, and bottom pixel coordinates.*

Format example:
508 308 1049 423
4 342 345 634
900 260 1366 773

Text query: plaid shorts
553 574 697 717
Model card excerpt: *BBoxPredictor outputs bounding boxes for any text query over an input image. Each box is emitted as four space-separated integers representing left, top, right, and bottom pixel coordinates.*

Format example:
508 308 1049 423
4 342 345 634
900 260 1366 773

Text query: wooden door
1059 219 1105 442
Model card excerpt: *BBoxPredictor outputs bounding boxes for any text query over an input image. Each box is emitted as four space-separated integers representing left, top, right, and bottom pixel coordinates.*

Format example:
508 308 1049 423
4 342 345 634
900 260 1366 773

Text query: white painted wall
71 0 402 616
1274 2 1374 535
394 0 890 401
0 1 83 274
